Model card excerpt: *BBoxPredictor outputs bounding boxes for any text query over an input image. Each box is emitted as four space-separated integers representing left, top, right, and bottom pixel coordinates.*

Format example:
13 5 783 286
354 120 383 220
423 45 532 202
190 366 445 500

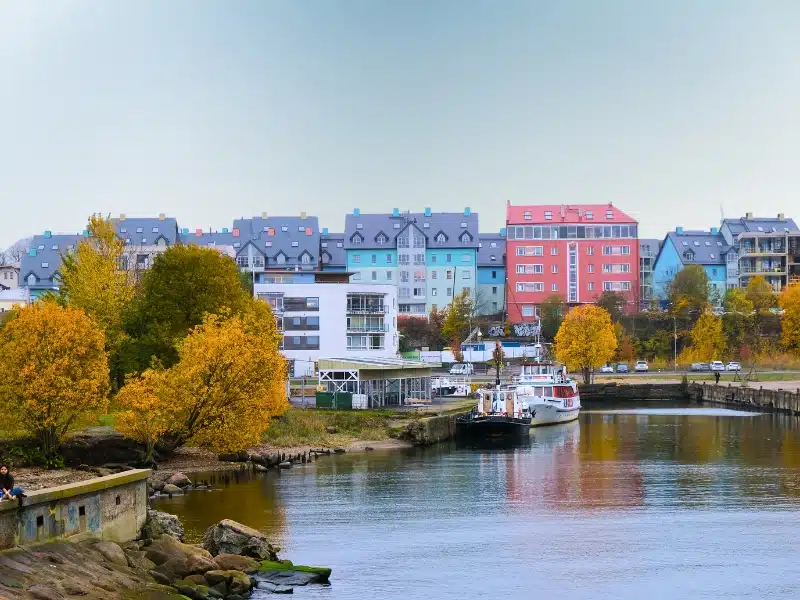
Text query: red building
506 202 639 323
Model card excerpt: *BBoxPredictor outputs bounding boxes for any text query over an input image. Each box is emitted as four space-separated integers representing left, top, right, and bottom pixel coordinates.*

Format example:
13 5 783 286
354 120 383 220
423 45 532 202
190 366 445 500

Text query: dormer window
301 253 311 264
605 211 613 219
544 211 552 220
683 249 695 261
460 231 472 244
585 211 593 219
351 232 364 245
27 274 36 286
436 233 446 244
276 253 286 264
376 234 387 245
281 226 289 232
291 241 299 247
523 211 532 220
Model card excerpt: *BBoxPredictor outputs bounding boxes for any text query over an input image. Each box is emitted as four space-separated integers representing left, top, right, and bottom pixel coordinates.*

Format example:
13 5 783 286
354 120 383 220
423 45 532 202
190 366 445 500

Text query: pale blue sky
2 0 799 249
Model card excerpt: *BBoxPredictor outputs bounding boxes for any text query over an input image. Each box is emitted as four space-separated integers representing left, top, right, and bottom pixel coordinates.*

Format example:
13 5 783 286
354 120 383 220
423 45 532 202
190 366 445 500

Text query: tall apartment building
476 232 506 316
343 208 479 315
254 273 399 377
506 202 640 322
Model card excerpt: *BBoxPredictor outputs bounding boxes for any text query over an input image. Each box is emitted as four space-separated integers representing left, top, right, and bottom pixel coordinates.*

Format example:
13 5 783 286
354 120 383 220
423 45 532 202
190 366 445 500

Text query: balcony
739 265 786 275
739 244 786 256
346 305 388 315
346 324 389 333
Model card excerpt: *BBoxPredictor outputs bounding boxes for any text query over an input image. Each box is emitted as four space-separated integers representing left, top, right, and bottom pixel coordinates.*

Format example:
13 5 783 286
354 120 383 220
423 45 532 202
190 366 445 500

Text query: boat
456 388 531 439
515 361 581 426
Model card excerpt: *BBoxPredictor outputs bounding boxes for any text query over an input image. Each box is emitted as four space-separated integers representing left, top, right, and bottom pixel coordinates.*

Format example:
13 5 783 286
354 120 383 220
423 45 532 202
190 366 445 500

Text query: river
153 403 800 599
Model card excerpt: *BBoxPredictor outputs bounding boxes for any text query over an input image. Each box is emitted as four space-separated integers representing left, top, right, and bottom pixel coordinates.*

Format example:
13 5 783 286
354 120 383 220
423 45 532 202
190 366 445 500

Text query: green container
315 392 334 408
315 391 353 409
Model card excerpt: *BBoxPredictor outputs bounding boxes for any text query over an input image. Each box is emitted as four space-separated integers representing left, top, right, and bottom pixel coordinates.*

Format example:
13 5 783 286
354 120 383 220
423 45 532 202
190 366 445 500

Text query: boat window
534 386 544 396
543 387 553 396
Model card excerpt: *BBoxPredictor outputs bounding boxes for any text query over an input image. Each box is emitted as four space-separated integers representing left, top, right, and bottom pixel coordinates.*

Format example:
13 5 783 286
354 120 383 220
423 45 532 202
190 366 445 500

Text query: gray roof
343 211 479 250
20 233 83 288
477 234 505 267
665 230 729 265
722 216 799 235
320 232 346 267
113 217 179 246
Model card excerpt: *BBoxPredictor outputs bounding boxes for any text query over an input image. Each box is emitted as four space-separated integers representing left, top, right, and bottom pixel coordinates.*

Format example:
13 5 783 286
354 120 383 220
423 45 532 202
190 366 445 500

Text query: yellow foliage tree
554 305 617 384
779 285 800 355
114 369 172 464
687 311 726 363
0 302 109 457
117 298 288 454
59 215 136 389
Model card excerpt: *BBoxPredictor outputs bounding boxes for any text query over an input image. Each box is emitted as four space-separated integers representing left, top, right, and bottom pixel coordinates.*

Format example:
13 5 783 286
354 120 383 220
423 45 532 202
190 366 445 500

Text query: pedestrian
0 464 24 502
714 371 720 385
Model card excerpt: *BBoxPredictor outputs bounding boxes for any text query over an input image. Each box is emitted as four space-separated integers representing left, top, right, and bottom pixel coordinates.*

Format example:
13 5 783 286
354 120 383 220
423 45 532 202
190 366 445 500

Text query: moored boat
515 361 581 427
456 388 531 439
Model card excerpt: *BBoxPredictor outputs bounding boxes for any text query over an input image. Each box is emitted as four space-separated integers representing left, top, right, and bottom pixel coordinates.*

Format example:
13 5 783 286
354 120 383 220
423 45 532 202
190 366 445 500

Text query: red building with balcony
506 202 640 323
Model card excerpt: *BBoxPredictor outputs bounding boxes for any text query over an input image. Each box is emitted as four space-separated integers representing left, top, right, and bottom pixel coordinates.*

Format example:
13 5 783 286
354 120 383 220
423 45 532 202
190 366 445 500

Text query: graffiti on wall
513 323 542 338
487 326 505 338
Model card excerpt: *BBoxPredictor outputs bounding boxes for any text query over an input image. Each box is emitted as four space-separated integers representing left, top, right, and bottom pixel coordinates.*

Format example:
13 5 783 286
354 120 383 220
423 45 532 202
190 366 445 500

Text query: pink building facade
506 202 640 323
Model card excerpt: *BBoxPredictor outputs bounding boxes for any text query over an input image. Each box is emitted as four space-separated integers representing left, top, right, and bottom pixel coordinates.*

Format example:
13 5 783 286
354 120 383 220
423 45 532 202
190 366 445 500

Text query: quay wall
580 382 689 402
696 383 800 415
0 469 150 550
401 412 467 446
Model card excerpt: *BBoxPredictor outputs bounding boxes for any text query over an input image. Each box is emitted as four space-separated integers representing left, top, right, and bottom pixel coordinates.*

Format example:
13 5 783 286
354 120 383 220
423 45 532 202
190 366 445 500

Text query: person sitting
0 464 24 501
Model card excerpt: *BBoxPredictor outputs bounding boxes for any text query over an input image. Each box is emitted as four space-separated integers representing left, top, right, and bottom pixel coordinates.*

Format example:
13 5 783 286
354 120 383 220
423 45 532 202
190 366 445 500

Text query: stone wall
695 382 800 414
400 412 466 445
580 382 689 402
0 469 150 550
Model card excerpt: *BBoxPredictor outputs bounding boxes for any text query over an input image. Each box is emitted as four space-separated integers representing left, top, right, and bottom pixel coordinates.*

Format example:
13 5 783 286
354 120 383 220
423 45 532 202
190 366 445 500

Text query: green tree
595 291 627 323
540 294 564 341
442 289 473 346
668 265 710 316
124 245 248 372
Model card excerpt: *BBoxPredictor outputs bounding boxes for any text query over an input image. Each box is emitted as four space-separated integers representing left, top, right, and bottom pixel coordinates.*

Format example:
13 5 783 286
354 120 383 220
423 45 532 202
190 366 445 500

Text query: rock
162 483 184 495
364 446 375 451
326 426 338 434
122 540 142 552
61 580 91 595
227 596 244 600
254 464 268 472
92 541 128 566
228 570 253 595
126 550 157 571
93 467 114 477
164 557 190 579
258 562 331 585
151 479 166 491
27 584 63 600
203 570 230 586
149 568 173 585
147 510 186 541
333 448 346 454
209 581 227 596
203 520 278 560
174 582 211 600
213 554 260 574
278 461 292 469
185 553 219 575
152 534 214 561
145 549 172 566
167 472 192 487
260 582 294 594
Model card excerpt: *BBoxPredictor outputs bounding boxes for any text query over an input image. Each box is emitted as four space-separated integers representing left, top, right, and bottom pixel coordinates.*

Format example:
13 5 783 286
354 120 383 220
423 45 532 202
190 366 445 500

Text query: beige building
0 264 19 290
0 287 28 313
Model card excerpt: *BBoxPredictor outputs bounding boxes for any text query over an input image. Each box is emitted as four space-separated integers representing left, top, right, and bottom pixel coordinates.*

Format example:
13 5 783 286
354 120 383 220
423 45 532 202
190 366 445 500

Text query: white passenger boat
515 361 581 427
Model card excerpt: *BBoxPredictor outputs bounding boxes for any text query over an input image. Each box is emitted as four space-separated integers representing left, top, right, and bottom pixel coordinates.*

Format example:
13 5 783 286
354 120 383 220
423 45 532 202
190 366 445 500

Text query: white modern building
254 271 399 377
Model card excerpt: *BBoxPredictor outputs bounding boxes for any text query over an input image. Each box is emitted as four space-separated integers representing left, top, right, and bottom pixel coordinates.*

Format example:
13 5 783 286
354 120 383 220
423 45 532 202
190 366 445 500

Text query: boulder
93 467 115 477
161 483 184 495
167 472 192 487
183 574 208 586
150 535 214 561
326 426 338 434
92 541 128 566
203 520 278 560
254 464 268 472
213 554 260 574
185 553 219 575
147 510 185 541
150 480 166 492
228 570 253 595
145 549 172 566
278 462 292 469
27 585 63 600
203 570 231 586
260 582 294 594
162 557 190 579
174 582 211 600
125 550 157 571
149 568 173 585
259 569 324 586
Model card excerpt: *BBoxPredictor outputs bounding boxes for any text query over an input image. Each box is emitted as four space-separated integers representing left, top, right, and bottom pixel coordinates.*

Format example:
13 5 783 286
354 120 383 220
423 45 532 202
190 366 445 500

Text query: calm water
154 403 800 599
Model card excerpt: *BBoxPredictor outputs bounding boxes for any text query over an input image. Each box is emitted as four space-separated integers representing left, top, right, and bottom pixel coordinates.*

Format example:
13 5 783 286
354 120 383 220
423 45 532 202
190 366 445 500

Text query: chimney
392 208 400 217
464 207 471 216
158 213 165 221
119 214 126 221
195 229 203 237
778 213 785 220
44 231 52 239
424 207 432 217
560 205 566 218
354 208 360 216
676 227 684 234
222 228 229 233
711 227 718 234
323 227 329 234
300 212 307 220
262 212 268 219
746 212 753 219
499 227 506 237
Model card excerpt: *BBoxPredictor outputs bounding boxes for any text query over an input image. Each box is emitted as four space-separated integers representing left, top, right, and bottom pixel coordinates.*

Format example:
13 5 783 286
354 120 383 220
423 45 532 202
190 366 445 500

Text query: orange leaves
554 305 617 378
0 302 108 451
779 285 800 354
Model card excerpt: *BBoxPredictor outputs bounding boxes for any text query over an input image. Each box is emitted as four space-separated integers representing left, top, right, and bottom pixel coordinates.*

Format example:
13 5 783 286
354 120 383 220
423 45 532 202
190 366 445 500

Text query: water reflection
153 406 800 599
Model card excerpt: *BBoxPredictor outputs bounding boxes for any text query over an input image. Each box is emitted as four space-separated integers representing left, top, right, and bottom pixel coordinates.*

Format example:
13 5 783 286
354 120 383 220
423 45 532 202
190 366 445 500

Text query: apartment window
552 283 558 292
371 271 377 281
423 223 430 228
430 255 437 264
446 287 452 296
552 264 558 273
399 288 410 298
386 254 392 263
400 272 409 282
588 282 595 291
446 270 452 280
446 253 452 262
523 211 532 220
136 227 143 233
352 272 362 281
300 254 310 265
516 282 544 292
337 242 343 248
492 271 497 279
551 247 558 256
544 211 552 220
352 235 362 245
588 264 594 273
587 247 594 255
602 263 630 273
603 281 631 292
399 253 409 265
431 271 438 280
462 271 471 280
120 228 127 234
461 254 470 263
393 223 401 229
280 226 288 232
517 264 544 275
414 253 425 265
413 287 424 297
460 222 467 228
432 288 438 296
522 305 536 317
353 255 361 264
516 246 544 256
492 286 498 295
371 254 377 264
236 256 249 268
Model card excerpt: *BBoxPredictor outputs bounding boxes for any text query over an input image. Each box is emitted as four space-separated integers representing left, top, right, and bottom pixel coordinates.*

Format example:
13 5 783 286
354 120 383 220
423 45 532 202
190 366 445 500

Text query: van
449 363 474 376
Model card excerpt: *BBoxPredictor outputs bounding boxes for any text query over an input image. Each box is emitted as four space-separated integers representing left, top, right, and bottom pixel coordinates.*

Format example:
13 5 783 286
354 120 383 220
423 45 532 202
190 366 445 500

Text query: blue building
652 227 729 303
476 231 505 316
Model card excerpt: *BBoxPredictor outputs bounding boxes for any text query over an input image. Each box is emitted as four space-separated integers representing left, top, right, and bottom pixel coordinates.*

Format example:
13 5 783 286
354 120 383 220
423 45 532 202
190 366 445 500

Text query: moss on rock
259 560 332 581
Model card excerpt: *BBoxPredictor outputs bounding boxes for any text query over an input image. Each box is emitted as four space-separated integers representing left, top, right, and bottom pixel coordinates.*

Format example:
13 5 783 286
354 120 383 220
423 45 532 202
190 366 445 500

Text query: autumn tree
554 305 617 384
124 245 248 372
427 306 447 350
540 294 565 341
687 311 726 363
779 285 800 355
114 369 171 464
613 323 636 362
745 276 776 357
596 291 627 323
120 298 288 454
0 302 109 457
668 265 710 316
59 215 136 389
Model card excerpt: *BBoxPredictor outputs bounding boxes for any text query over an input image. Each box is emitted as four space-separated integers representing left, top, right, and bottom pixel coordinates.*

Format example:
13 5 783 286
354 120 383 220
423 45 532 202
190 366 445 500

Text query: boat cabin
476 388 528 418
518 361 570 384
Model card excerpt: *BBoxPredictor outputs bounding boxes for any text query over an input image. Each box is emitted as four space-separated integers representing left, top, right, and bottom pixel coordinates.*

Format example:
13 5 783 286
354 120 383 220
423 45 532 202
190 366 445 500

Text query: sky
1 0 800 249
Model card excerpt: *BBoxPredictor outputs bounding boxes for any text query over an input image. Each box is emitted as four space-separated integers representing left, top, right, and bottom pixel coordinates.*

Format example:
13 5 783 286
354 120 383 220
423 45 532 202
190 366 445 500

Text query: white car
710 361 726 372
600 365 614 373
726 361 742 372
634 360 648 372
449 363 474 376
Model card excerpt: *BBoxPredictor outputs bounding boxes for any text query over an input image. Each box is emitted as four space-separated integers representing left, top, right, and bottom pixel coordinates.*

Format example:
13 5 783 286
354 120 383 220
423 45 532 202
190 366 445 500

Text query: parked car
727 361 742 372
600 364 614 373
690 362 710 372
449 362 474 376
616 364 629 373
710 360 726 372
634 360 649 372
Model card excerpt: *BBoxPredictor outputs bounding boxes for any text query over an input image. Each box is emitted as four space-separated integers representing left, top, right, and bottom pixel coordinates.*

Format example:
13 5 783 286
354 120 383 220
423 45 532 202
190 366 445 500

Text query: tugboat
456 387 532 439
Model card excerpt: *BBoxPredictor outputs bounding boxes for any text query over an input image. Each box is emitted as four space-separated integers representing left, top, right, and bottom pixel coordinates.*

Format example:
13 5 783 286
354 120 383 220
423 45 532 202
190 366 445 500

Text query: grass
262 407 409 448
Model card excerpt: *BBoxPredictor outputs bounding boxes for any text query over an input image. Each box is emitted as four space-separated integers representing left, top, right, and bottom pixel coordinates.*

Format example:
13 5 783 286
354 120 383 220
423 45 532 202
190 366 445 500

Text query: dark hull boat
456 414 531 438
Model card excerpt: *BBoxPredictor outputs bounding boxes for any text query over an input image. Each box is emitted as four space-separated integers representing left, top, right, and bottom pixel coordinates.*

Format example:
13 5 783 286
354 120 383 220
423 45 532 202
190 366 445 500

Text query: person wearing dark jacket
0 464 24 501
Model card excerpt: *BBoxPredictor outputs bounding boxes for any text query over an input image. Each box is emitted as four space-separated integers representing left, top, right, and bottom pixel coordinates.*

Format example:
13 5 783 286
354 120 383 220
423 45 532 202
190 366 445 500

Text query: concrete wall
580 382 689 401
400 412 466 445
696 383 800 414
0 469 149 550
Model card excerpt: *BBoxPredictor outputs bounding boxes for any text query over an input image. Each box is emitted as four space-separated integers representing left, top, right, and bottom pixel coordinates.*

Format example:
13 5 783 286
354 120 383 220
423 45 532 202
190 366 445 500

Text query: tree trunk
583 367 592 385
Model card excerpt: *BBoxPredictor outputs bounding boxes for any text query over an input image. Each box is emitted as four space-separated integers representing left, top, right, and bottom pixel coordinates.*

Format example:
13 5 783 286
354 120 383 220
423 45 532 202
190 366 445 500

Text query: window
400 272 409 282
516 246 543 256
717 241 722 247
517 264 544 274
492 301 498 312
490 242 498 248
399 288 410 298
603 281 631 291
544 211 552 220
371 254 377 264
446 270 452 280
682 241 689 246
516 282 544 292
413 287 424 297
236 256 249 268
605 211 613 219
460 222 467 228
461 254 470 263
291 241 299 247
371 271 377 280
710 253 716 259
492 271 497 279
588 264 594 273
352 272 362 281
431 255 437 264
337 242 343 248
120 228 127 234
377 234 387 245
432 288 438 296
492 286 497 295
588 282 594 291
446 253 452 262
386 254 392 263
552 264 558 273
552 283 558 292
712 268 718 276
413 253 425 264
523 211 532 220
393 223 400 229
41 262 49 268
705 241 711 246
356 223 363 229
587 247 594 255
300 254 311 264
551 247 558 256
423 222 431 229
136 227 143 233
321 242 328 248
462 271 471 280
585 211 593 219
522 305 536 317
276 254 286 264
399 253 409 265
694 241 700 247
460 232 471 244
446 287 452 296
353 255 361 264
436 233 446 244
387 271 392 280
431 271 438 280
602 263 630 273
352 235 362 245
